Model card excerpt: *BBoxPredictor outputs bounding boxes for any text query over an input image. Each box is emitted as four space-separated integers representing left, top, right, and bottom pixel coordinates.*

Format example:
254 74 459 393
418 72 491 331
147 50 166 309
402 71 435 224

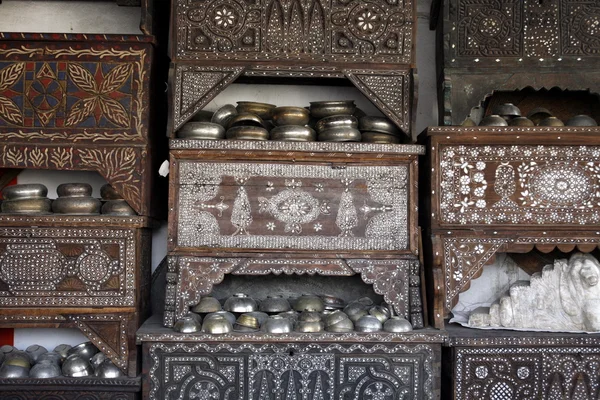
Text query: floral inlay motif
357 10 379 32
214 6 236 28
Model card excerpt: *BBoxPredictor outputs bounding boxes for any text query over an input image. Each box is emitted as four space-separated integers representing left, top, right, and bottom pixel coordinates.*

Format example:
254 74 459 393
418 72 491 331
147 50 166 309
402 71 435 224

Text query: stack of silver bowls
474 103 599 127
359 116 407 144
52 183 101 214
100 184 135 216
1 184 51 214
226 111 270 140
314 114 360 142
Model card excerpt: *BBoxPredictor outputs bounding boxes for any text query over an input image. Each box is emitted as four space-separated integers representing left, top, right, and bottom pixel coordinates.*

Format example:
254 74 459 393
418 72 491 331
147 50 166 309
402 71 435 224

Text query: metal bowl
309 101 356 119
57 183 93 198
295 320 324 333
344 301 369 323
36 352 63 365
2 184 48 201
189 110 214 122
566 115 598 126
369 306 391 323
479 115 508 126
491 103 521 120
224 293 258 313
67 342 99 361
211 104 238 127
90 352 107 369
100 184 122 200
358 116 401 136
260 296 291 313
101 200 136 216
30 362 61 378
173 315 202 333
278 311 299 321
321 295 345 310
0 363 29 378
272 107 310 126
461 118 477 127
294 294 324 312
247 311 269 326
236 102 276 120
226 126 269 141
298 310 322 323
202 315 233 334
62 354 94 377
263 316 294 334
95 360 124 378
383 317 413 332
318 127 361 142
323 310 349 327
361 131 401 144
508 117 535 127
1 198 52 214
326 317 354 332
52 196 101 214
204 311 236 326
192 296 222 314
236 314 260 329
315 115 358 133
26 345 47 363
526 107 553 125
4 352 31 368
355 315 383 332
538 116 564 127
228 113 266 128
0 345 14 354
53 344 72 359
270 125 316 142
177 121 225 140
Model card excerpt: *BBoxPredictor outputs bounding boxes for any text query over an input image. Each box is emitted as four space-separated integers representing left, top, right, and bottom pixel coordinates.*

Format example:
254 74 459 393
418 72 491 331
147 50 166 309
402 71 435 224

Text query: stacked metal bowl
52 183 101 215
475 103 599 127
100 184 135 216
1 184 51 214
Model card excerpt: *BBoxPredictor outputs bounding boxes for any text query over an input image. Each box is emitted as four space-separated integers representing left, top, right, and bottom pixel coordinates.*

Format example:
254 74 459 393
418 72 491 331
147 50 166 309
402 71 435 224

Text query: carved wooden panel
453 346 600 399
163 256 423 328
171 159 412 255
171 0 414 64
146 342 437 399
0 377 140 400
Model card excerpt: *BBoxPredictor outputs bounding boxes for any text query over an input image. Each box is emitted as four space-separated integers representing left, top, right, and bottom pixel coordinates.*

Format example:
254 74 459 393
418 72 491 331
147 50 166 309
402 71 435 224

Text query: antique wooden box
437 0 600 125
443 324 600 400
168 139 423 258
0 215 152 377
139 316 445 400
0 377 141 400
0 33 158 216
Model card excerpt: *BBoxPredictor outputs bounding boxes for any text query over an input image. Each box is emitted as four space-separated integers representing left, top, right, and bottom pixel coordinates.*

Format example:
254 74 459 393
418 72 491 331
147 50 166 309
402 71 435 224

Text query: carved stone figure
468 253 600 332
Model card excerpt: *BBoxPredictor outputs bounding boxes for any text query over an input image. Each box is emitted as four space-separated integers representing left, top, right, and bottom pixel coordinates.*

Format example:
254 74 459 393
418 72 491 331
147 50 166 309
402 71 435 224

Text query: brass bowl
383 316 413 332
224 293 258 313
211 104 238 127
318 127 361 142
236 314 260 329
461 118 476 127
202 315 233 334
236 102 276 120
259 295 291 313
204 311 236 325
56 183 92 198
173 315 202 333
4 352 31 368
233 324 260 332
226 126 269 141
508 117 535 127
246 311 269 326
192 296 222 314
228 113 266 128
101 200 136 216
309 100 356 119
294 294 324 312
526 107 553 125
358 116 401 136
479 115 508 126
1 198 52 214
189 110 214 122
272 107 310 126
355 315 383 332
298 310 322 323
361 131 401 144
100 184 121 200
2 184 47 201
566 115 598 126
315 115 358 133
538 116 564 127
270 125 316 142
177 121 225 140
52 196 101 214
491 103 521 120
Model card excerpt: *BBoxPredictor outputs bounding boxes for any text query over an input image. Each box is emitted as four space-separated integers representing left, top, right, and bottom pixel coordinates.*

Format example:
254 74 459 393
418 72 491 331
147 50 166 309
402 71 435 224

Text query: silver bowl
53 344 72 359
298 310 322 323
2 184 48 201
202 315 233 334
90 351 107 369
57 183 93 197
95 360 124 378
204 311 236 326
190 110 214 122
369 306 391 323
1 198 52 214
383 317 413 333
236 102 276 120
355 315 383 332
270 125 316 142
278 311 299 321
361 131 401 144
479 115 508 126
263 316 294 334
323 310 349 327
344 301 369 322
491 103 521 120
52 196 101 215
566 115 598 126
508 117 535 127
315 115 358 133
0 345 15 354
295 320 324 333
527 107 553 125
0 363 29 378
211 104 238 127
67 342 99 361
177 121 225 140
309 101 356 119
228 113 266 128
30 361 61 378
101 200 136 216
224 293 257 313
173 315 202 333
358 116 401 136
321 295 346 310
259 295 291 313
272 107 310 126
37 352 63 365
62 354 94 377
225 126 269 141
26 344 47 363
100 184 122 200
318 127 361 142
538 116 564 127
192 296 222 314
294 294 324 312
326 317 354 332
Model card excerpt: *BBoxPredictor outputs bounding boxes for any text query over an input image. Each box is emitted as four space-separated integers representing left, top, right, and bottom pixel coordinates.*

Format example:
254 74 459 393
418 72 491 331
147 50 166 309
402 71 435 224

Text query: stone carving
468 253 600 332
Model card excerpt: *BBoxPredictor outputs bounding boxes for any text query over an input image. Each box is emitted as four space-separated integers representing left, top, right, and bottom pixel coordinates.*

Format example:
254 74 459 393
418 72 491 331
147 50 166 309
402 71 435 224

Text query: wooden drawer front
0 227 137 308
454 347 600 399
171 0 414 64
435 144 600 227
173 161 412 254
147 342 436 399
